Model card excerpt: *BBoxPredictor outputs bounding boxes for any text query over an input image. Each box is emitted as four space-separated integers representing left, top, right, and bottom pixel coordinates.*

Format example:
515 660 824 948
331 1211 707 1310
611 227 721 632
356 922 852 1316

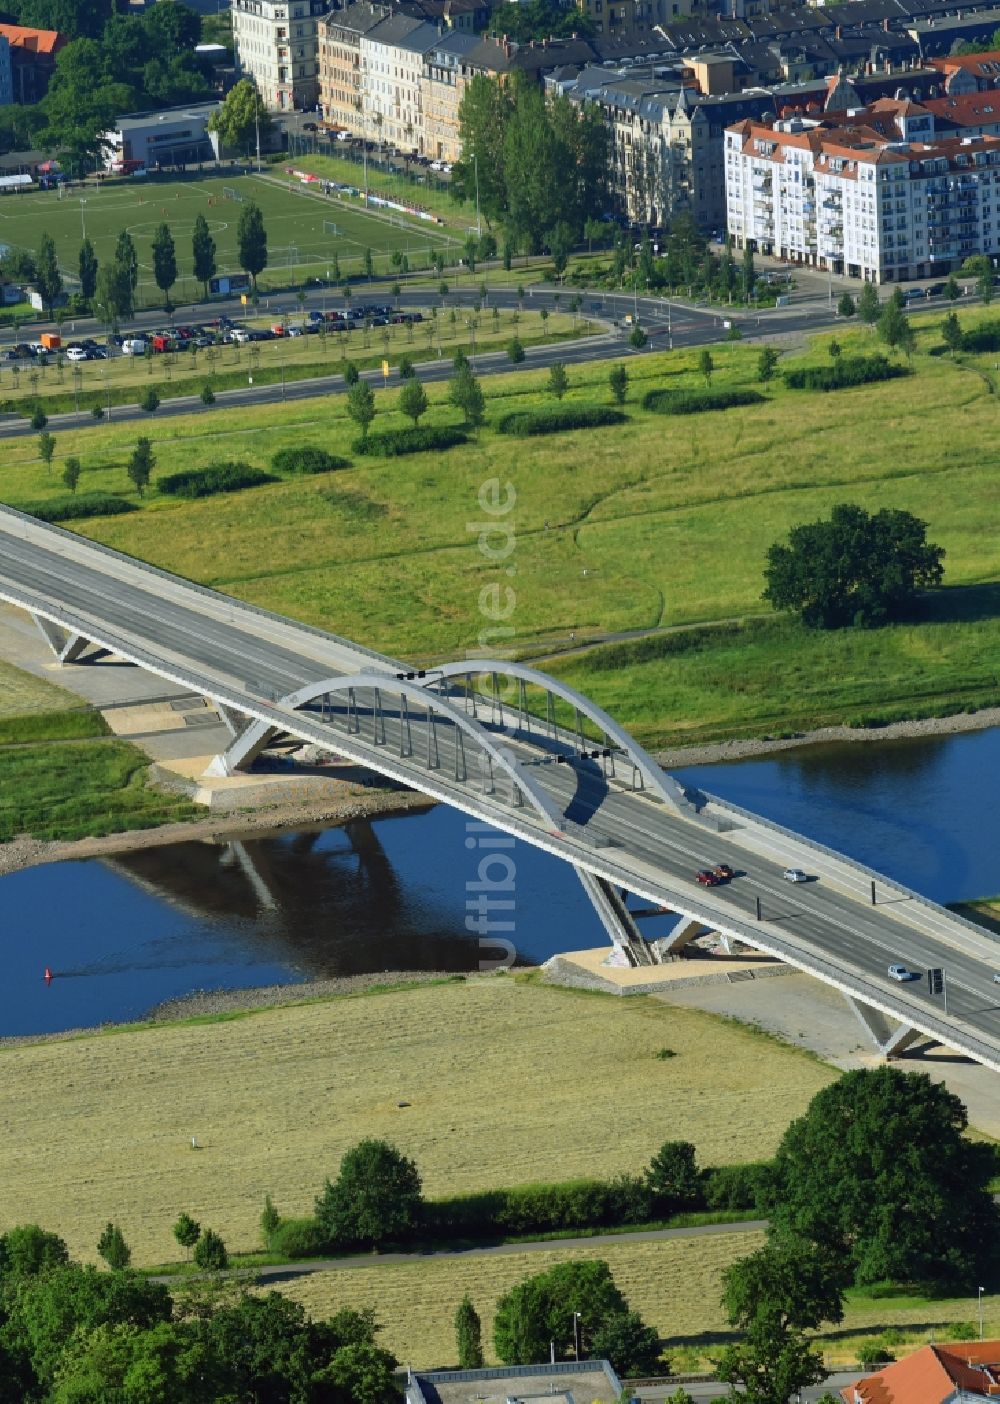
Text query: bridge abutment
845 994 923 1060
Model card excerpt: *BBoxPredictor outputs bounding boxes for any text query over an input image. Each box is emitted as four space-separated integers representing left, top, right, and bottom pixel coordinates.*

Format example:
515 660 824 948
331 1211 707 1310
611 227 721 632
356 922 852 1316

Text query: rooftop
406 1361 622 1404
843 1341 1000 1404
0 22 63 54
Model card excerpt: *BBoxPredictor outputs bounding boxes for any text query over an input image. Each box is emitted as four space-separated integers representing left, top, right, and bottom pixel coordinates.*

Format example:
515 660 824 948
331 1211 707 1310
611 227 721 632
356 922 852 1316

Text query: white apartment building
232 0 327 111
360 14 439 151
726 101 1000 281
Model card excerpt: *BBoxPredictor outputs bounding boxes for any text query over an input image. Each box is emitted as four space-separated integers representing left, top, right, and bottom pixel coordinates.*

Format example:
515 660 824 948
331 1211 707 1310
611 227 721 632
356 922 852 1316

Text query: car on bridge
888 963 918 981
784 867 809 883
713 863 735 880
696 869 722 886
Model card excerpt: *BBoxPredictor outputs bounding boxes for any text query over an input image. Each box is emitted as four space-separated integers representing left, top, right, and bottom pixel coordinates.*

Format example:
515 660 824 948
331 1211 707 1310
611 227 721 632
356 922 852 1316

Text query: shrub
200 384 215 405
782 355 907 391
271 446 350 475
857 1341 895 1368
353 425 468 457
642 388 765 414
193 1227 228 1271
158 461 276 499
270 1216 329 1259
139 386 160 413
703 1162 776 1213
959 322 1000 353
424 1175 656 1239
496 405 626 436
19 493 136 523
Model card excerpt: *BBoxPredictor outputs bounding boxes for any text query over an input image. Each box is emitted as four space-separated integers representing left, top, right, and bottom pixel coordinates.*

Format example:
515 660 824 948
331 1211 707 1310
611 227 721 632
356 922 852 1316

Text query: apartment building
360 14 437 149
422 29 479 160
726 101 1000 280
318 2 390 131
231 0 326 110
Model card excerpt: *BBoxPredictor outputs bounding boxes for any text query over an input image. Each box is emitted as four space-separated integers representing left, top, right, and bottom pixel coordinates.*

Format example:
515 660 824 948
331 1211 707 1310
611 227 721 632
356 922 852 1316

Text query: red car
696 869 721 886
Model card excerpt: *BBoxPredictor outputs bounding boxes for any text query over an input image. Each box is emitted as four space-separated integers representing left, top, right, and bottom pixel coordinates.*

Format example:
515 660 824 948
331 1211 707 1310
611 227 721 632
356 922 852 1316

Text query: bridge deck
3 505 1000 1068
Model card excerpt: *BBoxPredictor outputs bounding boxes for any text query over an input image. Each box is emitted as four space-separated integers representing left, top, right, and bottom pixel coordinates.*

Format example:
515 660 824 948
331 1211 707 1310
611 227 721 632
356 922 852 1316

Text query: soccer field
0 171 460 305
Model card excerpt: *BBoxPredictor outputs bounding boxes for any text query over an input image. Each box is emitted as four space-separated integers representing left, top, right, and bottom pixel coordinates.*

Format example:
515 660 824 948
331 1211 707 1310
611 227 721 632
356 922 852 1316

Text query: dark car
302 121 318 132
193 334 215 348
927 282 947 296
308 309 324 322
86 348 108 360
695 869 721 886
713 864 735 880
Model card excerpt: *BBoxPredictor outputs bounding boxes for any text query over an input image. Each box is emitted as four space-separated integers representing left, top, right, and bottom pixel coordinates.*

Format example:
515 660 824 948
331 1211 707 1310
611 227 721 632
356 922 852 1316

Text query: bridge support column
205 717 280 777
33 615 92 664
576 867 657 967
844 994 923 1060
664 917 711 955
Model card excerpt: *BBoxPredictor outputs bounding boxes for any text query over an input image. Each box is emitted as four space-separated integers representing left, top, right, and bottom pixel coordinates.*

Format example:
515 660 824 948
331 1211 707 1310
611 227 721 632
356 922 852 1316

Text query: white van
121 338 148 356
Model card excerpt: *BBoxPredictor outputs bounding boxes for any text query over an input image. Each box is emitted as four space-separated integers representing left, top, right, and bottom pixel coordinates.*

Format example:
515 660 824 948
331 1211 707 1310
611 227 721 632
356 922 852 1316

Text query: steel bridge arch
427 658 692 814
214 669 566 830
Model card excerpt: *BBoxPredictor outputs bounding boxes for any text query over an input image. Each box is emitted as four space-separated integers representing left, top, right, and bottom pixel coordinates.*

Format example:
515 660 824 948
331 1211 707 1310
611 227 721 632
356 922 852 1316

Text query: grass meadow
0 978 833 1267
4 303 1000 744
0 170 460 307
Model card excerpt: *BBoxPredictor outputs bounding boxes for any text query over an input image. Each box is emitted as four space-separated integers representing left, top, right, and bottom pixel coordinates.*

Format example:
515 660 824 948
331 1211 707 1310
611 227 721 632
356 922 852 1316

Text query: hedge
641 388 765 414
19 493 137 523
960 323 1000 353
271 446 350 475
783 355 907 391
157 461 276 499
353 425 468 457
270 1217 329 1259
702 1161 775 1213
423 1175 659 1240
496 405 626 435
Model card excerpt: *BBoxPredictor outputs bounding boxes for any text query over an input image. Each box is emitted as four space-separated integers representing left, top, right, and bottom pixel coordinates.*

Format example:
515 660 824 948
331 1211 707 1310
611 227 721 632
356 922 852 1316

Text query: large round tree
315 1140 422 1250
768 1067 999 1286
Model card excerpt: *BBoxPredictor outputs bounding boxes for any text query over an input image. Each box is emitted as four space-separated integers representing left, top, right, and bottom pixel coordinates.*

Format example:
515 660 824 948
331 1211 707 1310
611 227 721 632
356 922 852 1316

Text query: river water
4 726 1000 1037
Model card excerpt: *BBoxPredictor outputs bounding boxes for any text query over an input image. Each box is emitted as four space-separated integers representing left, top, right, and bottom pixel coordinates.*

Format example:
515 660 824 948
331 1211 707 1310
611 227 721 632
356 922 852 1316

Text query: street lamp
473 151 481 240
572 1312 582 1362
979 1286 985 1341
79 198 87 242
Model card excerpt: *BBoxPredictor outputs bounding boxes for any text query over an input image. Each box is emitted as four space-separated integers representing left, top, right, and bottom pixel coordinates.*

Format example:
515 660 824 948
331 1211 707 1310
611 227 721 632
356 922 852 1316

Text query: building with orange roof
842 1340 1000 1403
0 23 65 104
929 50 1000 96
725 101 1000 282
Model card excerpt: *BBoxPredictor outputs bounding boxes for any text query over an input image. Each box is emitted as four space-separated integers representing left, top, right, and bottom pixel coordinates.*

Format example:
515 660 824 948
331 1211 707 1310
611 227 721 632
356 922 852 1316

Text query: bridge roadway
3 504 1000 1069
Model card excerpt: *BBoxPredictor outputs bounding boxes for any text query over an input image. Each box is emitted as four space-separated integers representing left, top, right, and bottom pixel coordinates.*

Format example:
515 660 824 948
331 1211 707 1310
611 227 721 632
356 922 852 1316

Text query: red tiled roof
925 92 1000 127
843 1342 1000 1404
929 49 1000 75
0 23 63 55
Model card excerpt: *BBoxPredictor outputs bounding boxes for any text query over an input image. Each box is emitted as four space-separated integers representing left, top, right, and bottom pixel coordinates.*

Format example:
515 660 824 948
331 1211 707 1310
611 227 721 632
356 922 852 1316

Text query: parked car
121 338 148 355
783 868 808 883
695 869 721 886
87 348 108 360
65 346 88 362
302 121 318 132
231 328 252 344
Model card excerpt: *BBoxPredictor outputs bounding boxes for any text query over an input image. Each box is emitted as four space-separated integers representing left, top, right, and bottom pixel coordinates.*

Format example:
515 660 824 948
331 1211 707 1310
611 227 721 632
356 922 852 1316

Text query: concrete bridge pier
845 993 923 1059
33 614 93 664
575 868 658 967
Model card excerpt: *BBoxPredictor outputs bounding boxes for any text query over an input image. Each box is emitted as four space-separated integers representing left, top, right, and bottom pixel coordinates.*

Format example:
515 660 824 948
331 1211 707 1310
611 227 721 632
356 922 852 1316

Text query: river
4 726 1000 1037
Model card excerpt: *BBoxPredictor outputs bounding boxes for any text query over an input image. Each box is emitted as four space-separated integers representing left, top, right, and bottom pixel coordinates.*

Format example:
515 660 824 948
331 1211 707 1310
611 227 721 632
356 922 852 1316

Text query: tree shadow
918 583 1000 627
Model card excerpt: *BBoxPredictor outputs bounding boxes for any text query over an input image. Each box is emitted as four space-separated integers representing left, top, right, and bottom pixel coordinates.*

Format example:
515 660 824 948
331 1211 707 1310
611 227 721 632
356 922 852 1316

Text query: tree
399 377 428 425
769 1067 1000 1285
608 363 628 404
455 1295 484 1369
398 355 415 379
193 1228 228 1270
208 77 271 152
828 338 842 360
837 291 856 318
857 280 880 327
36 232 62 315
507 336 525 364
62 457 81 494
343 361 360 386
589 1310 663 1378
946 273 961 302
962 253 995 303
546 221 574 277
78 237 98 303
93 262 132 330
715 1238 845 1404
172 1213 201 1260
698 348 714 385
0 1224 69 1279
38 38 132 169
757 346 779 382
151 223 177 307
38 430 56 475
139 386 160 414
448 364 485 429
259 1197 279 1250
942 310 963 356
741 243 756 299
97 1223 131 1271
192 213 217 299
115 230 139 306
647 1141 702 1211
127 437 154 496
200 384 215 405
494 1260 635 1366
877 299 910 353
548 361 568 399
763 503 944 630
30 405 47 432
236 201 268 289
315 1139 422 1246
345 380 376 444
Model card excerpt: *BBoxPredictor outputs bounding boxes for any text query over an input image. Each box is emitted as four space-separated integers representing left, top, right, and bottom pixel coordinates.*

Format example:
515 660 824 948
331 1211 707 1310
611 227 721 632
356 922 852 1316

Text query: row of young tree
4 203 269 324
0 1222 398 1401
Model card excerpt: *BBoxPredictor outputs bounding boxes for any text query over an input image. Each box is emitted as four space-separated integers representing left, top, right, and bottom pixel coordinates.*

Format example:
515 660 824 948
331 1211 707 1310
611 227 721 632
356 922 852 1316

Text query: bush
139 386 160 413
703 1162 776 1213
158 461 276 499
270 1216 329 1259
19 493 136 523
424 1175 656 1239
496 405 626 436
641 388 765 414
959 322 1000 353
857 1341 895 1368
353 425 468 457
271 445 350 475
782 355 907 391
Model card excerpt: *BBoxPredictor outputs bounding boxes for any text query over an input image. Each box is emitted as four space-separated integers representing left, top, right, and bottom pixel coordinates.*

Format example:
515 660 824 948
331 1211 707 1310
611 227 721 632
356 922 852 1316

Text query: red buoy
44 967 52 984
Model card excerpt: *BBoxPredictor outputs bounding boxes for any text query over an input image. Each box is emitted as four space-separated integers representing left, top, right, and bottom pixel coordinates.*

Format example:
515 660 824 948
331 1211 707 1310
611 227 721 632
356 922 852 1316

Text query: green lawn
3 307 999 745
0 170 460 309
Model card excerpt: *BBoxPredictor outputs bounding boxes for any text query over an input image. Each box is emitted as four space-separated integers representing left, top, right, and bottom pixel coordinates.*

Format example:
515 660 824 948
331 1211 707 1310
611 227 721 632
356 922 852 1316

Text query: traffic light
928 968 944 995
